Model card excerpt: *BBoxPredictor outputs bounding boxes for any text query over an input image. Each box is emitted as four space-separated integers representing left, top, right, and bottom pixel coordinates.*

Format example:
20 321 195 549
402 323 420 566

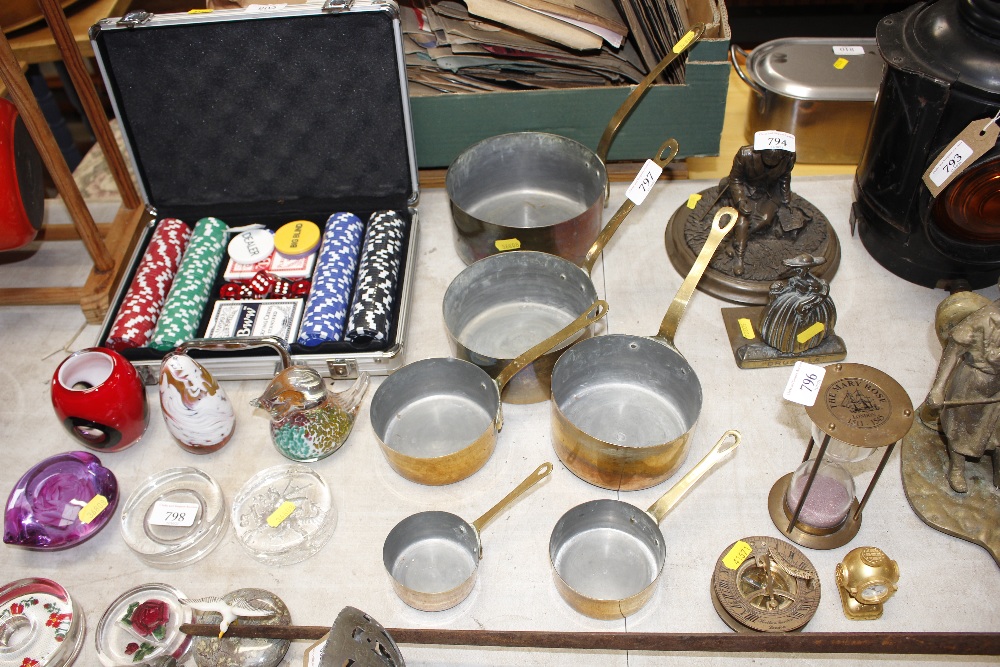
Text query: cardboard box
409 0 731 167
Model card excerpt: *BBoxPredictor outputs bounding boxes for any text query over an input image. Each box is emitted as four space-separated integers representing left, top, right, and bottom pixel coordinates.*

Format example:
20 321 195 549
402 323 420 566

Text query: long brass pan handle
657 207 737 346
595 23 705 201
582 138 680 273
646 429 741 524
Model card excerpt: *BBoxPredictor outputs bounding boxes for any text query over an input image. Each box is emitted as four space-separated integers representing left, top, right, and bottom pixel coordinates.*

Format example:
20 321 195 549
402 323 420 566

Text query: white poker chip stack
297 212 365 346
345 210 407 345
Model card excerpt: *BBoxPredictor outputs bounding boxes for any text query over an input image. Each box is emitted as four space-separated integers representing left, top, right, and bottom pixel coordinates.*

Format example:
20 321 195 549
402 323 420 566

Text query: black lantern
852 0 1000 289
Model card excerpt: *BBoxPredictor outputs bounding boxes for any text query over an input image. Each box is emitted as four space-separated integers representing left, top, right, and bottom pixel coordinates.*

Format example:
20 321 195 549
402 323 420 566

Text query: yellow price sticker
686 193 702 209
266 501 297 528
722 540 753 570
738 318 755 340
188 8 214 12
833 58 849 70
672 30 696 54
495 238 521 252
796 322 826 344
78 495 109 525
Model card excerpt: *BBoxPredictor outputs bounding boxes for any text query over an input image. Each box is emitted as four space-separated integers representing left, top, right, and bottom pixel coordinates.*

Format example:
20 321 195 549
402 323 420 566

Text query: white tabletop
2 176 998 667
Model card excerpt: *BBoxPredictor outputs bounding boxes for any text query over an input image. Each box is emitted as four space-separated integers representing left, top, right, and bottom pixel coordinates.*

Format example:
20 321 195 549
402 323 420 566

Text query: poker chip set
102 211 412 378
90 4 419 382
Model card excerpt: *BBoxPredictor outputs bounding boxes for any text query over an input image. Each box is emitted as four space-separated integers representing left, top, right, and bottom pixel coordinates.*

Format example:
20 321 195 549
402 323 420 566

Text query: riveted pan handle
472 462 553 534
656 207 737 346
646 430 741 524
595 22 705 194
494 300 609 392
582 138 680 274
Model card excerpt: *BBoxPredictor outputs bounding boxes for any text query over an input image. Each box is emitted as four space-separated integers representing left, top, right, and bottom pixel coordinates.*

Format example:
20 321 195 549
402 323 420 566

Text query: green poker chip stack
149 217 228 351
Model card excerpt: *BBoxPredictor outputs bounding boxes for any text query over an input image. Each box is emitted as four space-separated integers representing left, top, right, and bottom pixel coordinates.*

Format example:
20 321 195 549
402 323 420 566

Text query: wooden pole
0 31 113 271
180 624 1000 656
36 0 140 210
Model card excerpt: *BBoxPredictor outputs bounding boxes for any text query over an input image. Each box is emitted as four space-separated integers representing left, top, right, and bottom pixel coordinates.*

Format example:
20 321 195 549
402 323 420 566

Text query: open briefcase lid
89 1 419 221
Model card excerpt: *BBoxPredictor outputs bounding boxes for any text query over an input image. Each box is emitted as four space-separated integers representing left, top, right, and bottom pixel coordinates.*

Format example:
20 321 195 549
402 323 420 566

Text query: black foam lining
94 8 417 361
94 10 413 218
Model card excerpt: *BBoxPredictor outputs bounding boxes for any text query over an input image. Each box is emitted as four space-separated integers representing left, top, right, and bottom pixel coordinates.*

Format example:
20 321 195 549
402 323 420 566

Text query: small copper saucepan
549 430 741 619
370 301 607 485
549 207 737 490
443 139 680 405
383 462 552 611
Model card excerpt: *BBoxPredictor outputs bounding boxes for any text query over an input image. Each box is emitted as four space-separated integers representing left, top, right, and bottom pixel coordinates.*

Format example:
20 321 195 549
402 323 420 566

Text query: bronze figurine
666 144 840 304
925 296 1000 493
720 254 845 368
900 289 1000 567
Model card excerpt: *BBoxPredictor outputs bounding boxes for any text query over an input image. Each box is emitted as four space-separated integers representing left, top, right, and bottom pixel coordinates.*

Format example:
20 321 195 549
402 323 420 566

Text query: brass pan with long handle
447 24 705 266
549 430 741 619
383 462 552 611
550 207 737 490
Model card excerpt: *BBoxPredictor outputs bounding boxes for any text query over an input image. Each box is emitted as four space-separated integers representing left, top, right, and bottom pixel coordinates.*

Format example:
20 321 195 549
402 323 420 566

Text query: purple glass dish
4 451 119 550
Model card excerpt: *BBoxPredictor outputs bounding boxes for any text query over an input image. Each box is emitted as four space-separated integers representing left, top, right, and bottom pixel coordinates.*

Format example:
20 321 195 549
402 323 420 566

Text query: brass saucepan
447 24 706 267
549 430 741 619
383 462 552 611
550 207 737 490
370 301 607 485
443 139 680 405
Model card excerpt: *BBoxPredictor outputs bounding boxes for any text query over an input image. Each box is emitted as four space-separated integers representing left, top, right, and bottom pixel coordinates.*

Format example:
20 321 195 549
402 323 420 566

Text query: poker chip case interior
91 2 419 383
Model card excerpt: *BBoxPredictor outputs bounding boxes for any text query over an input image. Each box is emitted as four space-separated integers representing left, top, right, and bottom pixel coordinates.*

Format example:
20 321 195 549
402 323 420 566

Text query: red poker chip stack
105 218 193 350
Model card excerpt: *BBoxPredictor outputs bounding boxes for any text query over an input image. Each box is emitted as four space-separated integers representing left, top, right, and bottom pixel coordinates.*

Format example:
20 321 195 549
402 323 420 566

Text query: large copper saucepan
549 430 741 619
446 24 705 267
550 207 737 490
370 300 607 485
443 139 679 405
383 462 552 611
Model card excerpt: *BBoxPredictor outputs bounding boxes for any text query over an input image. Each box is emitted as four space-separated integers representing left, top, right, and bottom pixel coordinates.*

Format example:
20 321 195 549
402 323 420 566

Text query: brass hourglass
769 363 913 549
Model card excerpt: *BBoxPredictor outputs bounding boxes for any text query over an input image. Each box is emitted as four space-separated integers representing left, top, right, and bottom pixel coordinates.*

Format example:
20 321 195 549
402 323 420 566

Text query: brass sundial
710 536 821 633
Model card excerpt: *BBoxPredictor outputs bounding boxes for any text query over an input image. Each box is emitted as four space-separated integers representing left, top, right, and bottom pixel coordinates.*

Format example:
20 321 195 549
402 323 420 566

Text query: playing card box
91 1 419 383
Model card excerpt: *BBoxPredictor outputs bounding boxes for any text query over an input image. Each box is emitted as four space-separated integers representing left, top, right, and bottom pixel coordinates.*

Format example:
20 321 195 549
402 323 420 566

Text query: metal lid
746 38 883 101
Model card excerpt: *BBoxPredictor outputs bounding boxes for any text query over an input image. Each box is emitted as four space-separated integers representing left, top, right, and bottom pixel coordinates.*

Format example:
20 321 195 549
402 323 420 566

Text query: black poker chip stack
345 210 407 345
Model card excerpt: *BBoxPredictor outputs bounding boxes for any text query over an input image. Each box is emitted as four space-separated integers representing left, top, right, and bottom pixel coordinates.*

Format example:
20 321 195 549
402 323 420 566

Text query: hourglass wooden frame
768 363 914 550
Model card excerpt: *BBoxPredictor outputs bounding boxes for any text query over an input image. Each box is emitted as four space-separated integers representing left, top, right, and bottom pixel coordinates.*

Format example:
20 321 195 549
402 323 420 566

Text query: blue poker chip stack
297 212 366 346
345 210 407 345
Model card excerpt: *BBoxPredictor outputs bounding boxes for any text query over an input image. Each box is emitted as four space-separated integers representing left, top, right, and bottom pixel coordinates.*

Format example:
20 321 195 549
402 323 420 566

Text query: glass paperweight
4 451 119 550
231 465 335 566
190 588 290 667
784 459 856 531
120 467 228 569
0 578 85 667
95 583 192 667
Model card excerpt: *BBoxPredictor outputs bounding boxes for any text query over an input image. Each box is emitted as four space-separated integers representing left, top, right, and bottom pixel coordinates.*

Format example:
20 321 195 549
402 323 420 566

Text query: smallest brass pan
383 463 553 611
383 511 480 612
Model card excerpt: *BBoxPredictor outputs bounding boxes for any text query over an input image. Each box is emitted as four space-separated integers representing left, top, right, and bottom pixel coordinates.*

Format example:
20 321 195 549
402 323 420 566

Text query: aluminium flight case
91 1 420 385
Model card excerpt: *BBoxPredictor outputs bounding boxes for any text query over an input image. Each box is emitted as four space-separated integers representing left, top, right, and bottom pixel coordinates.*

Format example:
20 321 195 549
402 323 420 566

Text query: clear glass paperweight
95 583 192 667
231 464 335 566
3 451 118 550
785 459 856 530
0 578 85 667
120 467 228 569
